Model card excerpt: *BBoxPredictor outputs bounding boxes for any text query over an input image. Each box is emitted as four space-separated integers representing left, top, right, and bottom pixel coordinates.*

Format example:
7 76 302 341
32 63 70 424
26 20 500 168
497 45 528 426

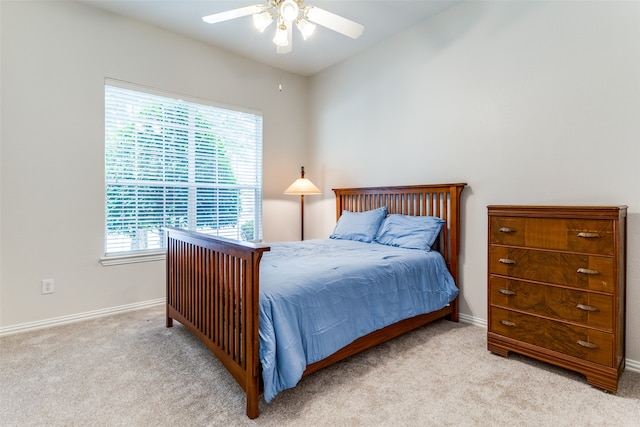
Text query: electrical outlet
41 279 54 294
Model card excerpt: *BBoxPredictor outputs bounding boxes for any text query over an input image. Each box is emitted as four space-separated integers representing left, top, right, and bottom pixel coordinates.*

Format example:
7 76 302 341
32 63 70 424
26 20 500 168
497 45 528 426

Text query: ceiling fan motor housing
280 0 300 22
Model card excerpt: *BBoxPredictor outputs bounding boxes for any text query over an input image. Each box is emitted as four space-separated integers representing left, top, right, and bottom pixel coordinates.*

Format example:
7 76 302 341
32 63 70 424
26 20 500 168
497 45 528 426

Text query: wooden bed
165 183 466 418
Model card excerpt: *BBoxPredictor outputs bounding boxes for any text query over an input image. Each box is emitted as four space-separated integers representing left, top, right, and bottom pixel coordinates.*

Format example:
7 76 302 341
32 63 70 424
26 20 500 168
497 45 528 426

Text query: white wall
3 0 639 368
308 1 640 362
0 1 309 327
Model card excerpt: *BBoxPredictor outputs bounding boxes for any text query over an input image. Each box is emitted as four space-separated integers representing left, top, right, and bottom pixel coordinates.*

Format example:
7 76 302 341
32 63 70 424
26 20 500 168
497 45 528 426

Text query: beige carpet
1 305 639 426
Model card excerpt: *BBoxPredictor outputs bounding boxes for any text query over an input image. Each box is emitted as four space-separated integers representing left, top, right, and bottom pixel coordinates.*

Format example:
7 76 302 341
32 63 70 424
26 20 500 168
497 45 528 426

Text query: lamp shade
284 178 321 195
252 11 273 33
273 23 289 47
296 19 316 40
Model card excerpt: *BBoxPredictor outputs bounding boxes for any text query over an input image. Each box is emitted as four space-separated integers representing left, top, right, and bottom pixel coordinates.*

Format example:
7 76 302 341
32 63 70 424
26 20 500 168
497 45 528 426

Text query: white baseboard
0 298 166 337
459 312 487 328
625 358 640 373
456 312 640 374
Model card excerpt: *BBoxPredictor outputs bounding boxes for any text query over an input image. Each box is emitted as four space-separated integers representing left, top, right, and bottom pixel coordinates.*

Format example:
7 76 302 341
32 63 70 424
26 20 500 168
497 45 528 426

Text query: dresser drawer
490 217 615 255
490 246 615 293
490 307 614 366
490 277 614 330
490 217 525 246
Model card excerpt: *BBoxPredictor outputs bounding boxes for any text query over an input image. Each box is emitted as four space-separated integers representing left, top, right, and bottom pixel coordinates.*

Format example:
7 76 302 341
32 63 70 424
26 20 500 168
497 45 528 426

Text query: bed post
244 248 263 419
447 183 465 322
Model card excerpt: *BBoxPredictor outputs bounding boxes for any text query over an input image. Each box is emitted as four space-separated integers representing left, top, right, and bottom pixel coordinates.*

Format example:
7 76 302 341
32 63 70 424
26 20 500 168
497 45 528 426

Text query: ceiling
80 0 462 76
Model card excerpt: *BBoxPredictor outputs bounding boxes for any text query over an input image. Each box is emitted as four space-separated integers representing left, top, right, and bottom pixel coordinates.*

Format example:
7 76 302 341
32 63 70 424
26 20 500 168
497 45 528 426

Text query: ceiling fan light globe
273 24 289 47
252 11 273 33
296 18 316 40
280 0 299 22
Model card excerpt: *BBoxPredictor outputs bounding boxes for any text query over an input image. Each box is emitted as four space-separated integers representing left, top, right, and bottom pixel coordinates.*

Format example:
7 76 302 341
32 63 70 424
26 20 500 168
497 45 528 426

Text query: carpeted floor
1 305 639 426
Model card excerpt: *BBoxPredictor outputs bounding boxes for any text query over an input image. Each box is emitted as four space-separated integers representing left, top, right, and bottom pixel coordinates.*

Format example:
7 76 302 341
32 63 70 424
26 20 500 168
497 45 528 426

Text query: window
104 81 263 256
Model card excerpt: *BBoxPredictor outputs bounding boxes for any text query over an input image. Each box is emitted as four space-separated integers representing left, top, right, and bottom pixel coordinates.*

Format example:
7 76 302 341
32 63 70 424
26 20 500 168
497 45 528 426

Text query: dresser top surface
488 205 627 219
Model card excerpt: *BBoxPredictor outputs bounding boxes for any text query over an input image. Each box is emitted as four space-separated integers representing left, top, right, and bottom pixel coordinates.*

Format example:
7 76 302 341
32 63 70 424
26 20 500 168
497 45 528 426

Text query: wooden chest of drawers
487 205 626 392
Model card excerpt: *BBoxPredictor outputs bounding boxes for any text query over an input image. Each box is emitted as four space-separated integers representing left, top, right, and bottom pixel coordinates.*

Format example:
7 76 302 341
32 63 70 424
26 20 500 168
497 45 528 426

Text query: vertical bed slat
215 252 221 347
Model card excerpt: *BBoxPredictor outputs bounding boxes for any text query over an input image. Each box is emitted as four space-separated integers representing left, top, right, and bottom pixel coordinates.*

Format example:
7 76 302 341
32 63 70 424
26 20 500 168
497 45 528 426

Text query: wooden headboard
333 183 466 285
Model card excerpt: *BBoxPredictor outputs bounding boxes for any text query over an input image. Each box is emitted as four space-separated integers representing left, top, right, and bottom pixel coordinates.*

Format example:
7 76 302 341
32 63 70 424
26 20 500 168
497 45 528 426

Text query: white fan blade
202 5 263 24
277 24 293 55
305 6 364 39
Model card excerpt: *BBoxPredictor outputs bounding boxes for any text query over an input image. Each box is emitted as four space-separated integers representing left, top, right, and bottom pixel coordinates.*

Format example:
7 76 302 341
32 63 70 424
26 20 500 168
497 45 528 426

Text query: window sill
100 250 165 266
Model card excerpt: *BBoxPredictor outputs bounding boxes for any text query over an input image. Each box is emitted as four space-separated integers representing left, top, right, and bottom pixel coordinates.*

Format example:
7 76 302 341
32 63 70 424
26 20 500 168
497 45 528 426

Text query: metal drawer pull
577 340 599 349
577 232 601 239
499 289 516 296
576 303 598 312
500 320 516 327
499 227 516 233
499 258 516 265
577 268 600 275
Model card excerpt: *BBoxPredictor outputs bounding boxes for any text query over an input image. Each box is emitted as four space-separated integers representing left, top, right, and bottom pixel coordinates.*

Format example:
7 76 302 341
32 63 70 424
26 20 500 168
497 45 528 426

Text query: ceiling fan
202 0 365 54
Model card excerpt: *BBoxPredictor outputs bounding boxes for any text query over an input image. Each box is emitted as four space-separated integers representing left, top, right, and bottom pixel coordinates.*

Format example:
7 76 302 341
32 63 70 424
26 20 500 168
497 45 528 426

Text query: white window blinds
105 82 263 255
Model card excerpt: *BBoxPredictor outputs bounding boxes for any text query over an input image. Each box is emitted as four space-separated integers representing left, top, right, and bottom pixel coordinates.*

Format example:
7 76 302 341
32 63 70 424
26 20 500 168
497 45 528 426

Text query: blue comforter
258 239 459 402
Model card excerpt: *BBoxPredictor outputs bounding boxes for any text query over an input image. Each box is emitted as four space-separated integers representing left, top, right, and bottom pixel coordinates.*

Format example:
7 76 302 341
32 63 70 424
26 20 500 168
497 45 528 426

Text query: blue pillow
330 206 388 243
374 214 445 251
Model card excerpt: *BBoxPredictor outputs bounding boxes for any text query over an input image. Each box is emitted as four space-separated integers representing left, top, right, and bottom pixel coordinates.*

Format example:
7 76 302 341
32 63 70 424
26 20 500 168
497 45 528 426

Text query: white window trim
100 250 166 266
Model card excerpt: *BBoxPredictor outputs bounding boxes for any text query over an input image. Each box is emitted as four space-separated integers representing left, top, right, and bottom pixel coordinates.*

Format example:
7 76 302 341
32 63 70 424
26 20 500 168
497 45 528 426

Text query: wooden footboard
166 183 465 419
165 228 269 419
